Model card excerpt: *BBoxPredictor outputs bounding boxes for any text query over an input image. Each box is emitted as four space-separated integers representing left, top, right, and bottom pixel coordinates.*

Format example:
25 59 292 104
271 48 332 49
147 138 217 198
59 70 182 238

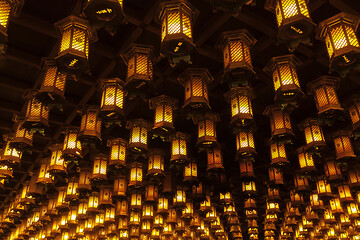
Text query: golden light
338 185 353 203
91 153 108 181
301 118 326 150
206 147 224 171
270 141 288 165
217 29 256 83
268 186 280 200
297 147 316 173
62 128 82 160
242 181 256 195
141 219 151 233
55 15 94 71
329 197 344 215
108 138 127 167
236 130 256 157
267 201 280 213
99 187 112 207
345 95 360 130
0 164 12 178
36 158 53 185
149 95 178 133
129 211 141 225
56 187 69 210
95 211 105 228
67 206 77 225
10 122 32 150
316 179 332 198
77 201 88 219
349 168 360 188
145 184 158 202
1 141 22 165
239 158 255 178
83 0 125 28
318 12 360 71
65 180 78 201
128 162 143 187
347 202 360 218
142 204 154 220
183 161 197 182
117 217 128 230
193 113 219 147
100 78 125 119
264 105 293 140
170 132 189 163
173 187 186 206
153 214 163 228
87 193 99 213
130 193 142 210
78 168 91 191
333 131 355 160
113 176 126 198
264 55 303 104
324 160 342 181
178 68 213 110
159 0 196 59
268 167 284 185
0 0 22 46
157 197 168 214
24 96 49 130
126 119 151 152
48 143 67 175
79 106 102 141
147 149 165 176
115 200 128 217
309 192 324 210
167 208 177 223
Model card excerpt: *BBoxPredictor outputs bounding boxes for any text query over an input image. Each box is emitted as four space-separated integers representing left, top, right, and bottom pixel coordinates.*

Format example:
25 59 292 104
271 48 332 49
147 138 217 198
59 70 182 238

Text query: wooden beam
329 0 360 16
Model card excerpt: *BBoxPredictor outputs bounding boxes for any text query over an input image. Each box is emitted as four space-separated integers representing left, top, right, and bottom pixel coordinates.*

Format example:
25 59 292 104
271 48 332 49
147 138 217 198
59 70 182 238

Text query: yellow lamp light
149 95 178 134
100 78 125 119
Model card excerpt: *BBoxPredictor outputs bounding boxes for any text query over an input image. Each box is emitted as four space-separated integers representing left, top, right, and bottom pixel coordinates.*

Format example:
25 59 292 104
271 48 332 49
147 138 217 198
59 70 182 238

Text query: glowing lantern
236 130 256 157
333 131 355 160
268 186 280 200
264 0 315 46
173 187 186 206
324 160 342 181
113 177 127 198
130 193 142 210
316 179 332 199
345 95 360 130
178 68 213 111
167 208 177 223
56 187 69 210
217 29 256 85
65 180 78 201
149 95 178 134
147 149 165 176
192 113 219 147
0 164 12 178
157 197 168 214
270 141 288 165
300 118 326 150
145 184 158 202
99 187 112 207
337 185 353 203
239 158 255 178
1 141 22 165
268 167 284 185
129 211 141 225
206 147 224 171
128 162 143 187
62 128 82 160
100 78 125 119
115 200 128 217
78 168 91 191
36 158 53 185
347 203 360 218
264 105 293 140
242 181 256 195
349 168 360 188
91 153 108 181
48 144 67 175
317 13 360 72
108 138 127 167
329 197 343 215
79 107 102 142
10 122 32 150
55 16 95 71
159 0 196 61
23 96 49 130
0 0 22 44
267 201 280 213
141 220 151 234
170 132 189 163
264 55 303 105
184 161 198 182
126 119 151 152
309 192 324 210
297 147 316 173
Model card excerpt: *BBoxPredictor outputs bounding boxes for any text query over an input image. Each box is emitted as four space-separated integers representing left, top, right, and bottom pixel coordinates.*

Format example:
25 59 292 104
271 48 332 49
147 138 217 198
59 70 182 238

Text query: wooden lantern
145 184 158 202
242 181 257 195
178 68 213 111
349 168 360 189
78 168 91 191
206 147 224 171
121 44 155 91
264 0 315 45
129 210 141 225
48 143 67 175
62 128 82 160
100 78 125 119
0 164 12 178
173 187 186 206
338 185 353 203
217 29 256 83
79 106 102 142
36 158 53 185
10 122 33 150
65 180 78 201
290 190 304 206
345 95 360 131
87 192 99 213
347 203 360 218
159 0 196 60
56 187 69 210
264 105 293 140
141 219 151 233
147 149 165 176
192 113 219 147
183 161 197 182
126 119 151 152
264 55 303 105
270 141 288 165
54 16 95 71
333 131 355 160
239 158 255 178
170 132 189 163
113 176 126 198
268 167 284 185
316 179 332 198
108 138 127 167
300 118 326 150
317 13 360 71
236 130 256 157
268 186 280 200
0 0 22 44
104 206 115 224
128 162 143 187
142 204 154 220
149 95 178 133
2 141 22 165
99 187 113 207
267 201 280 213
24 96 49 130
115 200 128 217
307 76 343 116
157 197 168 214
91 153 108 181
324 160 342 181
297 147 316 173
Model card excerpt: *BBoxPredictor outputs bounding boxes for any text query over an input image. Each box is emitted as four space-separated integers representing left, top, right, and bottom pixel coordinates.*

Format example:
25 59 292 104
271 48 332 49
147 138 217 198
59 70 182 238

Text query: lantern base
211 0 255 14
35 91 65 108
236 149 256 159
161 37 194 60
331 50 360 77
124 78 152 98
55 51 89 74
151 126 176 139
223 67 256 88
275 88 304 109
9 140 32 152
22 121 48 135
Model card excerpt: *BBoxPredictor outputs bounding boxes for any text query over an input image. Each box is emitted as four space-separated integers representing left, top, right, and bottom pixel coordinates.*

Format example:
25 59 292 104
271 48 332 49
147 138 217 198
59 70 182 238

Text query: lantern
183 161 197 182
270 141 288 165
1 141 22 165
264 105 293 140
317 13 360 72
170 132 189 163
78 168 91 191
130 193 142 210
159 0 196 61
267 201 280 213
145 184 158 202
300 118 326 150
268 167 284 185
239 158 255 178
62 128 82 160
349 168 360 189
263 55 303 105
264 0 315 46
54 15 95 71
225 87 255 127
192 113 219 147
108 138 127 167
157 197 168 214
36 158 53 185
126 119 151 152
23 96 49 130
142 204 154 220
173 187 186 206
115 200 128 217
56 187 69 210
217 29 256 85
0 0 22 44
129 211 141 225
100 78 125 119
316 179 332 199
113 177 127 198
324 160 342 181
141 219 151 233
329 198 343 215
206 147 224 171
178 68 213 111
236 130 256 157
347 203 360 218
345 95 360 130
99 187 113 207
242 181 256 195
128 162 143 187
79 107 102 142
310 192 324 210
149 95 178 134
87 193 99 213
147 149 165 176
121 44 155 91
297 147 316 173
91 153 108 181
65 180 78 201
338 185 353 203
268 186 280 200
0 164 12 178
10 122 32 150
333 131 355 160
48 143 67 175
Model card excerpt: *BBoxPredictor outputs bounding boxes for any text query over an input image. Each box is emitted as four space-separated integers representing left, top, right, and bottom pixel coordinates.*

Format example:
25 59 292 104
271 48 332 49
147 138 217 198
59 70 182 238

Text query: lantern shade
126 119 152 152
338 185 353 203
23 96 49 130
10 122 32 150
149 95 178 134
79 106 102 142
192 113 219 147
242 181 257 195
91 153 108 181
297 147 316 173
239 158 255 179
145 184 158 202
1 141 22 165
83 0 125 28
264 105 293 140
206 147 224 171
108 138 127 167
0 0 22 43
147 149 165 176
62 128 82 160
36 158 53 185
333 131 355 160
323 160 342 182
170 132 190 163
300 118 326 151
317 12 360 71
217 29 256 84
48 143 67 175
100 78 125 119
236 130 256 157
178 68 213 111
270 141 288 165
348 168 360 189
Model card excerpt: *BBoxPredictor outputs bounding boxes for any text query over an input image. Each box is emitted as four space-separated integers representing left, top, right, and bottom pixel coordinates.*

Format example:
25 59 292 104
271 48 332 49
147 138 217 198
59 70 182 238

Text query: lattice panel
345 25 359 47
315 87 328 108
136 54 148 75
0 0 10 28
182 13 192 39
167 10 180 35
205 120 215 137
274 111 285 130
43 67 57 87
349 105 360 125
326 34 334 58
281 0 299 20
298 0 310 18
273 68 281 91
72 28 86 52
115 88 124 108
60 28 72 52
230 41 243 63
332 25 348 50
192 77 203 97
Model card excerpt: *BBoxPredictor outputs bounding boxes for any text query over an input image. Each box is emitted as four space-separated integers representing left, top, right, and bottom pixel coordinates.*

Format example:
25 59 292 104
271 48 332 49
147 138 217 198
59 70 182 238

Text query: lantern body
338 185 353 203
217 29 256 83
99 187 113 207
264 105 293 140
24 97 49 130
65 180 78 201
192 113 219 147
100 78 125 119
333 131 355 160
126 119 151 152
128 162 143 187
108 138 127 167
270 141 288 165
239 158 255 178
183 161 197 182
324 160 342 181
268 167 284 185
79 107 102 141
78 169 91 191
316 179 332 198
115 200 128 217
206 147 224 171
2 141 22 165
236 130 256 157
178 68 213 110
10 123 32 150
0 164 12 178
297 147 316 173
36 158 53 185
62 128 82 160
349 168 360 188
242 181 256 195
91 153 108 181
149 95 178 133
264 55 303 104
0 0 22 43
159 0 196 58
113 177 126 198
345 95 360 130
48 144 67 174
87 193 99 213
318 13 360 71
173 188 186 206
301 118 326 150
147 149 165 176
157 197 168 214
170 132 189 162
145 184 158 202
268 187 280 200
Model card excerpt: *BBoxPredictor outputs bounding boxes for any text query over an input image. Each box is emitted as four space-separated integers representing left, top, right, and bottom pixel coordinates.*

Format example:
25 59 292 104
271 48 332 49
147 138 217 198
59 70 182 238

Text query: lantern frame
99 78 125 119
297 146 316 173
264 105 293 141
149 95 178 134
323 160 342 182
332 131 355 160
239 158 255 179
126 119 152 153
48 143 67 175
236 130 256 157
0 0 23 43
91 153 108 181
206 147 224 171
300 118 326 151
62 127 82 160
107 138 127 168
147 148 165 177
170 132 190 163
192 112 219 147
23 95 49 131
9 122 33 150
269 141 288 166
78 106 102 142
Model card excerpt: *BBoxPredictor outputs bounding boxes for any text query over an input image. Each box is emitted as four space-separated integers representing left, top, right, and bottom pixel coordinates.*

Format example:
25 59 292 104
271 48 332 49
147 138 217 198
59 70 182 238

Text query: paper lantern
192 113 219 147
65 180 78 201
91 153 108 181
170 132 189 163
147 149 165 176
236 130 256 157
217 29 256 84
297 147 316 173
264 55 303 105
300 118 326 150
333 131 355 160
159 0 196 60
100 78 125 119
264 0 315 45
264 105 293 140
1 141 22 165
113 177 126 198
149 95 178 134
79 107 102 142
48 143 67 175
128 162 143 187
317 13 360 71
178 68 213 111
324 160 342 182
268 167 284 185
145 184 158 202
206 147 224 171
126 119 151 152
270 141 288 165
108 138 127 167
239 158 255 178
10 122 32 151
24 96 49 130
316 179 332 199
62 128 82 160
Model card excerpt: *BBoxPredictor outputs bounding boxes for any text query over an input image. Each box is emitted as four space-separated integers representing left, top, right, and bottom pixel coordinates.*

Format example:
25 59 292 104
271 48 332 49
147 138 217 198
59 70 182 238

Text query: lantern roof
177 68 214 86
54 15 97 42
317 12 360 39
158 0 198 23
263 54 302 75
216 29 257 50
120 43 157 64
307 75 340 95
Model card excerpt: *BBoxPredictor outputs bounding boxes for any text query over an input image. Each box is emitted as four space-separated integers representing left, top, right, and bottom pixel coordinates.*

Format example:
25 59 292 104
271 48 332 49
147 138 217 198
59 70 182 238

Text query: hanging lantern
178 68 213 111
0 164 12 178
329 197 343 215
324 160 342 182
239 158 255 179
270 141 288 165
268 186 280 200
115 200 128 217
99 187 113 207
264 0 315 47
317 13 360 73
264 105 293 141
56 187 69 210
242 181 257 195
345 95 360 131
79 106 102 142
142 204 154 220
0 0 22 45
310 192 324 210
126 119 152 153
173 187 186 206
316 179 332 199
183 161 198 182
113 176 127 198
170 132 189 163
91 153 108 181
206 147 224 171
337 185 353 204
36 158 53 185
128 162 143 188
65 180 78 201
297 147 316 173
1 141 22 165
300 118 326 151
141 219 151 233
192 113 219 147
10 122 33 150
145 184 158 202
62 128 82 160
149 95 178 134
267 201 280 213
121 44 155 91
147 149 165 176
157 197 168 214
87 192 99 213
78 168 91 191
217 29 256 85
23 96 49 131
347 203 360 218
264 55 303 105
159 0 196 62
48 143 67 175
225 87 255 127
268 167 284 185
129 210 141 225
99 78 125 119
54 15 95 71
236 130 256 157
349 168 360 189
333 131 355 160
108 138 127 168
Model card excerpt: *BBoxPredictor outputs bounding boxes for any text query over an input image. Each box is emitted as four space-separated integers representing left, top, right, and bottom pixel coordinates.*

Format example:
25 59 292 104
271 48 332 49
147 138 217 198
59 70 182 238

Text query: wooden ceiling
0 0 360 238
